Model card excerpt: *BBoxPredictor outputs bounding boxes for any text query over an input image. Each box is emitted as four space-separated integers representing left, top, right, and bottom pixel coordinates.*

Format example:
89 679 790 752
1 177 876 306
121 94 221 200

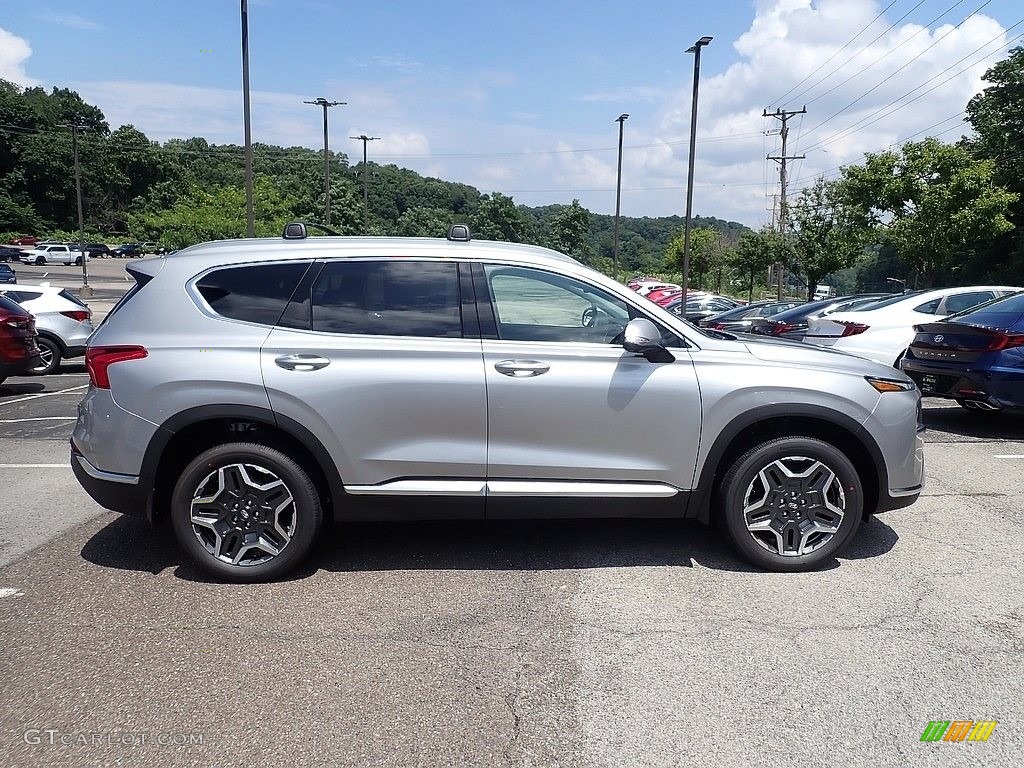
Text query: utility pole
350 134 380 235
304 98 346 227
66 124 92 297
240 0 255 237
764 106 805 300
612 113 628 282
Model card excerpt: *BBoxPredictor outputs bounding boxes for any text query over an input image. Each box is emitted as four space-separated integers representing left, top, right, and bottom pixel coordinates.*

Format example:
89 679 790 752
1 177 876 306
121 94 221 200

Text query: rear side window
310 260 462 338
913 298 942 315
196 262 311 326
942 291 995 315
955 291 1024 327
59 289 88 308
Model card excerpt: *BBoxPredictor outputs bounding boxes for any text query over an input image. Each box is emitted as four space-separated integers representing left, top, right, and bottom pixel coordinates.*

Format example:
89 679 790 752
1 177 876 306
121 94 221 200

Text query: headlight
866 376 916 393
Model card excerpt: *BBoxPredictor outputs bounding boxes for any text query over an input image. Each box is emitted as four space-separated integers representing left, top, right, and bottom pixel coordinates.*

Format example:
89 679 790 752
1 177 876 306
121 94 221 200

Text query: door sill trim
344 479 680 498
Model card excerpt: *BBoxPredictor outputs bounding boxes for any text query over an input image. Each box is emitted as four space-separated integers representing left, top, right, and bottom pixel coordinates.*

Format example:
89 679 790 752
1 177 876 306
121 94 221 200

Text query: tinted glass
913 298 942 315
196 262 311 326
59 289 89 308
311 260 461 338
942 291 994 315
955 291 1024 329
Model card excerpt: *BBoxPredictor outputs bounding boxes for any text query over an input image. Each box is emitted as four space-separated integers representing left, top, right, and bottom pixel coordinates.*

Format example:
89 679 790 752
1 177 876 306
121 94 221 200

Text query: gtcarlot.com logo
920 720 997 743
23 730 204 747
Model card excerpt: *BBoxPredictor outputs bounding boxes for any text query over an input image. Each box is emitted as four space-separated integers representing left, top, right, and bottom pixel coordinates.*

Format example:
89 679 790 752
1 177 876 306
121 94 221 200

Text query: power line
783 0 929 106
805 0 969 107
801 23 1024 153
802 0 995 136
772 0 902 106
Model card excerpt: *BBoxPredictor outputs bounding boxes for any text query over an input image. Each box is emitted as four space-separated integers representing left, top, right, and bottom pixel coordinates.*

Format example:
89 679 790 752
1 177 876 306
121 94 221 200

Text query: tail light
60 310 91 322
3 316 31 331
836 321 870 337
983 331 1024 351
85 345 148 389
708 322 726 330
768 322 797 336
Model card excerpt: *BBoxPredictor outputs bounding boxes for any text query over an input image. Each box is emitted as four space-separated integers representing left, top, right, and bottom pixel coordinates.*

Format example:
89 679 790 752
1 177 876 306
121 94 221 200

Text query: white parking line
0 416 76 423
0 588 25 599
0 384 87 406
0 464 70 468
994 455 1024 459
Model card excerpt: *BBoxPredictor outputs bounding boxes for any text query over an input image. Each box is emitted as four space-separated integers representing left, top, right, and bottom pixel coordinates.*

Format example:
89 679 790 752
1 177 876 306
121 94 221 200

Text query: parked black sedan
746 294 892 340
662 293 743 323
699 300 804 332
902 291 1024 413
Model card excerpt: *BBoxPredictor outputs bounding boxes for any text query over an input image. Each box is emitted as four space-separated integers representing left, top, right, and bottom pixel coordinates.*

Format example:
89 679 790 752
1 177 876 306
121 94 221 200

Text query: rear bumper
71 442 150 518
902 359 1024 409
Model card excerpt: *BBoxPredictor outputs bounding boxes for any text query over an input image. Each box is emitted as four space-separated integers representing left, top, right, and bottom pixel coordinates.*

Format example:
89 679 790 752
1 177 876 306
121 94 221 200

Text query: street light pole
304 98 346 227
350 134 380 234
612 113 628 283
681 35 713 311
67 124 91 297
240 0 255 237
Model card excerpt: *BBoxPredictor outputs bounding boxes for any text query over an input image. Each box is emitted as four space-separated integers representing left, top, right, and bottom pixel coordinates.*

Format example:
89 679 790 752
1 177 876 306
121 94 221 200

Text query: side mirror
623 318 675 363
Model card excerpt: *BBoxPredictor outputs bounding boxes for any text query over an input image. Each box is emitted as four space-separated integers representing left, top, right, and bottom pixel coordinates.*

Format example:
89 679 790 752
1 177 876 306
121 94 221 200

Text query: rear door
262 258 487 501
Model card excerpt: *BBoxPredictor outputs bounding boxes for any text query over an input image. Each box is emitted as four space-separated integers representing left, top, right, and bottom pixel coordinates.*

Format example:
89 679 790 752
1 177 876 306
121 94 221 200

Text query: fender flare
687 403 888 523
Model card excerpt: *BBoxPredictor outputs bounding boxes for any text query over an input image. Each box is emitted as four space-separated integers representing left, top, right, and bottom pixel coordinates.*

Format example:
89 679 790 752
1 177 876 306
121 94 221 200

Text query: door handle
494 359 550 377
275 354 331 371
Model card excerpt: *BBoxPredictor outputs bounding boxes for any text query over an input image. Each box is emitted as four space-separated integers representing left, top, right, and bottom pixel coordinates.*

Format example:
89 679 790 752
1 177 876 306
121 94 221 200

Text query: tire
75 256 83 266
29 337 62 375
716 436 864 572
34 255 45 266
170 443 323 582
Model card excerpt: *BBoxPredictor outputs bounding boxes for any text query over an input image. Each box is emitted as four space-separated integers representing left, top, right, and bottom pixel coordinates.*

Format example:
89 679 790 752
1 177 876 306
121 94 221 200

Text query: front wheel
716 436 863 571
34 255 45 266
170 443 323 582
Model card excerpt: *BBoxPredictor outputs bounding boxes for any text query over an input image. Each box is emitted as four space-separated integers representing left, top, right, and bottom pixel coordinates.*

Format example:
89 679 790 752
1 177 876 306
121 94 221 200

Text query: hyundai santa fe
72 224 924 581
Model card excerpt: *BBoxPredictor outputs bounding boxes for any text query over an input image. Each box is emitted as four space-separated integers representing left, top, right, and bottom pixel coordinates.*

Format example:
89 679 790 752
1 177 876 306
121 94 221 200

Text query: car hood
738 333 908 379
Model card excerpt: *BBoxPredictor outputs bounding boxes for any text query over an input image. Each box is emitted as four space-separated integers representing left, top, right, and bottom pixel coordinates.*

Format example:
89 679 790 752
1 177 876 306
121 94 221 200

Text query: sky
1 0 1021 227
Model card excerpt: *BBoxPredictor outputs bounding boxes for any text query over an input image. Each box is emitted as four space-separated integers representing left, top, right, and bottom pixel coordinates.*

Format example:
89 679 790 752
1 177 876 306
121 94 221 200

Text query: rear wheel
170 443 323 582
75 256 83 266
716 436 863 571
29 337 61 375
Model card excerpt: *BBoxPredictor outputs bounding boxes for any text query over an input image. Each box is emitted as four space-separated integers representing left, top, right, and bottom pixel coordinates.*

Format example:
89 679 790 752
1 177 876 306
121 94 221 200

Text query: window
956 291 1024 325
942 291 995 315
913 298 942 315
483 265 658 345
310 260 462 338
196 262 311 326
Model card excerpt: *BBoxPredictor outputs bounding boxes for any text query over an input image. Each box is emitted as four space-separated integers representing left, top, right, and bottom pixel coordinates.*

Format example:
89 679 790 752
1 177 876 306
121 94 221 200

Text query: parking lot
1 267 1022 766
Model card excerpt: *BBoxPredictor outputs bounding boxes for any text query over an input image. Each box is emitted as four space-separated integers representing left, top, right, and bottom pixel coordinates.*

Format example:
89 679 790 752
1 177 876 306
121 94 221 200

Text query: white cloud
39 11 102 31
0 27 38 86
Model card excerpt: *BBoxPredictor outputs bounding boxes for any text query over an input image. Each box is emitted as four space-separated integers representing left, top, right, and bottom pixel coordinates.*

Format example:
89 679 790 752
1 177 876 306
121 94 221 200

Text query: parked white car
803 286 1022 366
0 283 95 374
20 244 88 266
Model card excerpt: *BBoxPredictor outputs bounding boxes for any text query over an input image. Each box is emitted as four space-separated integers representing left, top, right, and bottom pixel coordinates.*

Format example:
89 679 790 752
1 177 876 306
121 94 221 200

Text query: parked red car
7 235 39 246
0 294 42 385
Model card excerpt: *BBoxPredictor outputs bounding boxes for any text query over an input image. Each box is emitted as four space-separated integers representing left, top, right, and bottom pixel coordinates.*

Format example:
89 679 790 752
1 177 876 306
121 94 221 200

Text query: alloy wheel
742 455 846 557
189 462 297 566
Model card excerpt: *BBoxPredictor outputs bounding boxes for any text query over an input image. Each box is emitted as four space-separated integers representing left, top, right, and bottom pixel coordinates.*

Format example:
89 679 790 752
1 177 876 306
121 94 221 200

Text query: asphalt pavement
0 268 1021 766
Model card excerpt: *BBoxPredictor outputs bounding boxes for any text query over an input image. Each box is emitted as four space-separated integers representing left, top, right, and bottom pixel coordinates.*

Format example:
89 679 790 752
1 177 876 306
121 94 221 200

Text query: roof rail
447 224 471 242
282 221 341 240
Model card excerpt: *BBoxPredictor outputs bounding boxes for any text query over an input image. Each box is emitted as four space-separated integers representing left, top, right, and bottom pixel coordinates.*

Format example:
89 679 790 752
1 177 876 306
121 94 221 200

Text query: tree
665 227 722 289
549 199 591 262
472 192 529 242
791 177 865 300
395 206 455 237
838 138 1017 287
966 46 1024 198
128 176 300 248
728 229 793 301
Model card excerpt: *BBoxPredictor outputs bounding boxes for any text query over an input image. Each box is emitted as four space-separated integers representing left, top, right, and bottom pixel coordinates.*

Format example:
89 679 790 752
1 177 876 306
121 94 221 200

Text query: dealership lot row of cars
0 238 167 266
628 278 1024 412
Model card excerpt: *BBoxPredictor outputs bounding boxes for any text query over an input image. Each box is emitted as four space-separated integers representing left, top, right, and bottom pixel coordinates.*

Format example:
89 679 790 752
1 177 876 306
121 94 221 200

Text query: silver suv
72 225 924 581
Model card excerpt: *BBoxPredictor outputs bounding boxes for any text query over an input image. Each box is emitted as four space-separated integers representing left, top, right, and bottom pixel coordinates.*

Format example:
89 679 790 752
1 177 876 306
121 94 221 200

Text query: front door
475 264 702 505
